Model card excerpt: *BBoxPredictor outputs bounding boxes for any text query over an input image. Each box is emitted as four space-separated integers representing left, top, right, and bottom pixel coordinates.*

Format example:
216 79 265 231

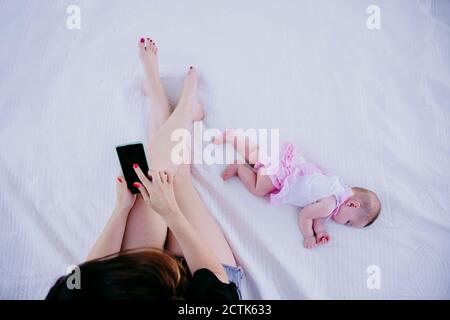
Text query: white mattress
1 0 449 299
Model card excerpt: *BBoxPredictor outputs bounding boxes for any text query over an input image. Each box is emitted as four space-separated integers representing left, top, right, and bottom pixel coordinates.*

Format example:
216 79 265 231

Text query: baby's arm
313 218 330 246
298 196 336 249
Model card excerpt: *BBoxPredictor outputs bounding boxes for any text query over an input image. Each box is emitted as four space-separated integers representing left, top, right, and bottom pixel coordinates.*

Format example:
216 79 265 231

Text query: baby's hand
303 236 317 249
315 231 330 246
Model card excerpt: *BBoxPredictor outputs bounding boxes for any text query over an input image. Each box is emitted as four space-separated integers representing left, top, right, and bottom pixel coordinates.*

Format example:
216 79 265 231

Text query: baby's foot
213 129 236 145
315 231 330 246
138 37 160 96
222 163 240 180
178 66 204 121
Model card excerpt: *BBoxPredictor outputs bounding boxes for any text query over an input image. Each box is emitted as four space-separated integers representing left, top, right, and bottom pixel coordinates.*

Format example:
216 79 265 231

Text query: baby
214 130 381 249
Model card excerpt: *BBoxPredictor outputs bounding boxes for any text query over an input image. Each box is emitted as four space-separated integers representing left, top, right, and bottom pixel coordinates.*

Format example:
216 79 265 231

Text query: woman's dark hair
46 248 188 300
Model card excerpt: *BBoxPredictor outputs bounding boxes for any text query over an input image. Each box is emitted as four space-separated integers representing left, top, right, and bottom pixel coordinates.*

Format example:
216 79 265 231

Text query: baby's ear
347 199 360 208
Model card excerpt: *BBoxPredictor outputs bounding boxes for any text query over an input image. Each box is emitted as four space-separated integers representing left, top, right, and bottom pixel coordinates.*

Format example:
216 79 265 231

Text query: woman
46 38 243 300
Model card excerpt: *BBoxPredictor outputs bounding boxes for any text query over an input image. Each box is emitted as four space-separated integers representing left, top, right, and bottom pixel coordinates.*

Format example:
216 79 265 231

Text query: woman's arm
133 167 229 283
164 207 229 283
86 206 130 261
86 177 136 261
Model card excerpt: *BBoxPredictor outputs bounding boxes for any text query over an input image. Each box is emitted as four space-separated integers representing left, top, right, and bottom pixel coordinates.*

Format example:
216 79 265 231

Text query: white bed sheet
0 0 449 299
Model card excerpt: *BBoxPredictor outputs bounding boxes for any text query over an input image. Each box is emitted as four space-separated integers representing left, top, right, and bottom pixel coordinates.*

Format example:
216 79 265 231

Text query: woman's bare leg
147 69 203 173
121 39 235 268
122 38 175 251
122 39 204 250
122 38 202 252
126 68 202 250
141 38 174 139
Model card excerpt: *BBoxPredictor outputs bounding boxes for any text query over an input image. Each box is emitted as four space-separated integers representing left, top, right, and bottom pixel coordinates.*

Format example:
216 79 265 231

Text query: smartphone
116 143 150 194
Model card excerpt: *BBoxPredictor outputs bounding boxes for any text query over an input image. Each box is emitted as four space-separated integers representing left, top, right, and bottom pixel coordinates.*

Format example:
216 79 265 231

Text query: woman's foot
222 163 240 180
138 37 161 96
178 67 204 121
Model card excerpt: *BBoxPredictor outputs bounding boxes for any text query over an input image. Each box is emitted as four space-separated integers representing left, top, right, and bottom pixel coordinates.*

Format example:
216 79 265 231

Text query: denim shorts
177 257 244 299
222 264 244 299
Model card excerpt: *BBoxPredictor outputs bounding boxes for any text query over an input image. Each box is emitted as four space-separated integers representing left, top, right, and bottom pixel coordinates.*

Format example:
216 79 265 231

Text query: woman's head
46 248 187 300
332 187 381 228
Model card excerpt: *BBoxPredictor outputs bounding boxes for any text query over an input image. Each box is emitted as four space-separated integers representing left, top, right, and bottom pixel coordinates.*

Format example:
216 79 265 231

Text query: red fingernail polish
140 38 145 43
133 182 141 188
117 177 122 183
133 163 139 169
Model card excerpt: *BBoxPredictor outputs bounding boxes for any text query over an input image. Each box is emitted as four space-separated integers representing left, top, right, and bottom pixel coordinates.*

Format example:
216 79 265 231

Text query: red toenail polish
140 38 145 43
117 177 122 183
133 182 141 188
133 163 139 169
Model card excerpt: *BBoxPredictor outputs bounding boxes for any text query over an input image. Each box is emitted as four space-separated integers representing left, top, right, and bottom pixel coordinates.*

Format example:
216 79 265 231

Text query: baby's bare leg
215 129 259 165
234 164 274 197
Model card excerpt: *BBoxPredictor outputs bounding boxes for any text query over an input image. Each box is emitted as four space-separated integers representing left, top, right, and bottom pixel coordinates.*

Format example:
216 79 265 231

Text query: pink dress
255 143 353 218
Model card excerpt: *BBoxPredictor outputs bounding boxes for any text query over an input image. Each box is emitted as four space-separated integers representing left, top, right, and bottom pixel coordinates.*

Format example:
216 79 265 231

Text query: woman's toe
138 37 146 54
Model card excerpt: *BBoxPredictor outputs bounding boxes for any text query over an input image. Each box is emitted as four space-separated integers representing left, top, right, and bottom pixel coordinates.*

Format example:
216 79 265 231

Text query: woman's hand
133 165 179 216
115 176 136 211
134 165 229 283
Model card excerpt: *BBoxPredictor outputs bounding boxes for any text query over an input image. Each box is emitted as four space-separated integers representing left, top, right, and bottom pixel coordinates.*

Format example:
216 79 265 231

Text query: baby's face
332 200 367 228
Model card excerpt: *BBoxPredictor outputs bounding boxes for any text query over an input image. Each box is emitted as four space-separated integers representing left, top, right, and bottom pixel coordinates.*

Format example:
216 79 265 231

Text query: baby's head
332 187 381 228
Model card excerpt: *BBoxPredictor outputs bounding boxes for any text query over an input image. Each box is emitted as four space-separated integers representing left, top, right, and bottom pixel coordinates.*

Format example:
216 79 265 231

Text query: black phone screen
116 143 150 194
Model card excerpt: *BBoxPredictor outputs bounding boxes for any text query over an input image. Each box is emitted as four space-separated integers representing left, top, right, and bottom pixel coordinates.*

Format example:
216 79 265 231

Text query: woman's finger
165 171 173 184
133 164 151 188
116 176 125 185
133 182 150 201
159 171 168 183
148 169 162 184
